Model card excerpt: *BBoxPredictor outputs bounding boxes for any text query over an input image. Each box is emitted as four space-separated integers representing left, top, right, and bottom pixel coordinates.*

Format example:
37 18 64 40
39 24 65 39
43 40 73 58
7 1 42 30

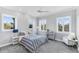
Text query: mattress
20 34 48 52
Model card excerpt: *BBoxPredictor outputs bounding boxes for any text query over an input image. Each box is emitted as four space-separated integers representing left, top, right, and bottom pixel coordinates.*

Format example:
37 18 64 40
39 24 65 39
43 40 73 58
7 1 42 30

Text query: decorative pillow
67 33 75 40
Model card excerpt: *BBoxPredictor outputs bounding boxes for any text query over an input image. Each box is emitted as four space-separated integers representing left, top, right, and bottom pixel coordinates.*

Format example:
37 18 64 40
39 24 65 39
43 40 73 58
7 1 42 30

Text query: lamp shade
13 29 18 33
29 24 33 28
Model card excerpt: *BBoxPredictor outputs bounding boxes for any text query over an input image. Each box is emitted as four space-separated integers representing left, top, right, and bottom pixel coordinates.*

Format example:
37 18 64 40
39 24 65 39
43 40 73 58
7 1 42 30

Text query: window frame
56 16 71 33
39 19 47 32
2 14 17 31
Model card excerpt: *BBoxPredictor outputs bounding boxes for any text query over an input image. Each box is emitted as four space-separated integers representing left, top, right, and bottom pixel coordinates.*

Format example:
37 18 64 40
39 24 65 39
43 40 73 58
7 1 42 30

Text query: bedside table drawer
12 36 19 44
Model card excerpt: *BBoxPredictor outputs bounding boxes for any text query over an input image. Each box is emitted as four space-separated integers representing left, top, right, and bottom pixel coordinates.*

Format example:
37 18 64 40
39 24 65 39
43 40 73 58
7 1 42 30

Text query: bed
19 34 48 53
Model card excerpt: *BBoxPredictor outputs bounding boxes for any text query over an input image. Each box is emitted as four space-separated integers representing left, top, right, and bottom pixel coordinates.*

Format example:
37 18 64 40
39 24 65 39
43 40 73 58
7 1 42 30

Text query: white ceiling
0 6 75 17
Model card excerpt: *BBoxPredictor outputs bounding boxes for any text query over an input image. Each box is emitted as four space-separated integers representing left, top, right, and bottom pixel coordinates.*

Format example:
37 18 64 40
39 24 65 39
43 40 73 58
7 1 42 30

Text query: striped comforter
20 35 48 52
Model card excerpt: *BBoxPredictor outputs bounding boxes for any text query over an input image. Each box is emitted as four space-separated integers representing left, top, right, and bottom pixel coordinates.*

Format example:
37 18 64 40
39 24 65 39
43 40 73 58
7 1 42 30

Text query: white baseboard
55 39 62 42
0 42 12 48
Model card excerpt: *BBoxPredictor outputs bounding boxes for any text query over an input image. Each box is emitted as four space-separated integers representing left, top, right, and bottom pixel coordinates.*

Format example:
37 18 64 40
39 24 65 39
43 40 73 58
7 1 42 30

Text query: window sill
57 31 71 34
2 29 13 32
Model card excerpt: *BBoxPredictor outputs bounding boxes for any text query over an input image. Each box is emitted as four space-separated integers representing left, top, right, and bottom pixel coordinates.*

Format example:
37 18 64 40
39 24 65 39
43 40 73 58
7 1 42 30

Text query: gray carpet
0 40 78 53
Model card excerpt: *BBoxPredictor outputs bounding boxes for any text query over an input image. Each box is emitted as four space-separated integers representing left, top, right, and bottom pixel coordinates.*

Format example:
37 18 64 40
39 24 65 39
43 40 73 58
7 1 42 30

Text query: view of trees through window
39 19 46 31
57 16 71 32
2 15 15 30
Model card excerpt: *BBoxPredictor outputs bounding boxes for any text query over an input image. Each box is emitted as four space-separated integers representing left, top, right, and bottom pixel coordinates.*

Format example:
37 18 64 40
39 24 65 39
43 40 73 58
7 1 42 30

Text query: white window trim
56 16 71 33
39 19 47 32
2 14 17 31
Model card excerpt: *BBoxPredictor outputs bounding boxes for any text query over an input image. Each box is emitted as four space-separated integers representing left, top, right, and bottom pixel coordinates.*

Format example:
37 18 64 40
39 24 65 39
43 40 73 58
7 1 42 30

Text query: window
39 19 46 31
2 14 17 31
57 16 71 32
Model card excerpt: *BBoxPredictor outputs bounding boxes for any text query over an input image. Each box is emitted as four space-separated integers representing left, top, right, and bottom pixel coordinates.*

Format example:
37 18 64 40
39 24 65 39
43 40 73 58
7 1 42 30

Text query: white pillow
67 33 75 40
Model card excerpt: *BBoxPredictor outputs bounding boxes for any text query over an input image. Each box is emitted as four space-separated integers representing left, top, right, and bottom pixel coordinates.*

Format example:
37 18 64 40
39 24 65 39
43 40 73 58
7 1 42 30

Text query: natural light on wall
2 14 17 31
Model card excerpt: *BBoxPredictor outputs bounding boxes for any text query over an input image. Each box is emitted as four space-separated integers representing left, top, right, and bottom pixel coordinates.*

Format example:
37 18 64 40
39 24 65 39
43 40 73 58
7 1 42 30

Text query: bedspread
20 35 48 52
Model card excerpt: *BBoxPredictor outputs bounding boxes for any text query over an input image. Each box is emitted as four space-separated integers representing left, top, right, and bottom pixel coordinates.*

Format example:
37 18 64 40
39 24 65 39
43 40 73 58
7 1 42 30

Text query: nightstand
12 36 19 44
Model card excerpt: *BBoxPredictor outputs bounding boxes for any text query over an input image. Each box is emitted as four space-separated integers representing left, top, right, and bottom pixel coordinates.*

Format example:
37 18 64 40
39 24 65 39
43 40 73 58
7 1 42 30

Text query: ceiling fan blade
37 10 49 13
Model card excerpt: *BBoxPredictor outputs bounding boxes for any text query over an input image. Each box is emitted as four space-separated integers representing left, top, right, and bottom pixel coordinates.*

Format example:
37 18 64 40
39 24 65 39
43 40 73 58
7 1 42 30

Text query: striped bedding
19 35 48 52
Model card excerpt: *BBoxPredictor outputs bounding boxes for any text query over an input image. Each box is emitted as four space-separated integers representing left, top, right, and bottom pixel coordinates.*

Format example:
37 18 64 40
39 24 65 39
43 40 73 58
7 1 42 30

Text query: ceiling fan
37 10 49 13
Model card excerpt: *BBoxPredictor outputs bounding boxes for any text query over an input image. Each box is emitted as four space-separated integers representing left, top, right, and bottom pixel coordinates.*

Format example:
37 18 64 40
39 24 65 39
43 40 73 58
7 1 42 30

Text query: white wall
38 9 76 33
0 7 77 47
36 9 76 42
0 7 33 46
28 18 37 34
